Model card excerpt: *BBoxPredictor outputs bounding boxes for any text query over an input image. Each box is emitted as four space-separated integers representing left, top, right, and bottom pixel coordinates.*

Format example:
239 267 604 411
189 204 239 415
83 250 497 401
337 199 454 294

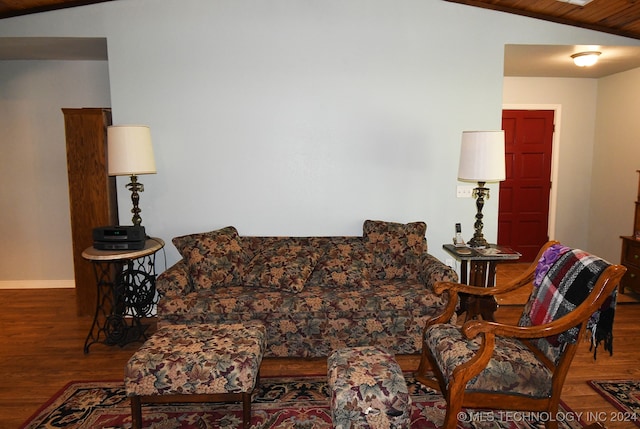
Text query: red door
498 110 554 261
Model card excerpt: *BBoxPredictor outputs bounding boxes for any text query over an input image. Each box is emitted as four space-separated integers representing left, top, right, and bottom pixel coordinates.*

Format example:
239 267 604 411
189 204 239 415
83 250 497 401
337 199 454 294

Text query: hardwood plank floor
1 264 638 428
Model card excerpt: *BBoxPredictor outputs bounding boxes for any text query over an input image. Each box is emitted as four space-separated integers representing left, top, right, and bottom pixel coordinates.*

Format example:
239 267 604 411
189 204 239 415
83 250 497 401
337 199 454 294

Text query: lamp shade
457 130 506 182
107 125 157 176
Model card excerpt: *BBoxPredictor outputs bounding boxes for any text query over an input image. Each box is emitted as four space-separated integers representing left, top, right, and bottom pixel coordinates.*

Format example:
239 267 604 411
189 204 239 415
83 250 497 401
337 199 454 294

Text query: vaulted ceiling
444 0 640 40
0 0 114 19
2 0 640 41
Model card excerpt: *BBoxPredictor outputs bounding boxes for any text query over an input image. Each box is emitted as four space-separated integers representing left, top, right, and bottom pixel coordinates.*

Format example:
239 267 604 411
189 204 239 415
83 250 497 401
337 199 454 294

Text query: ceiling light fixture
556 0 594 6
571 51 601 67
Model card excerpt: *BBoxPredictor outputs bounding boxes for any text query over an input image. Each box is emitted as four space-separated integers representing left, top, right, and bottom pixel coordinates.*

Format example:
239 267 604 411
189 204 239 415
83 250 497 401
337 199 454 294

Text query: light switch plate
456 185 474 198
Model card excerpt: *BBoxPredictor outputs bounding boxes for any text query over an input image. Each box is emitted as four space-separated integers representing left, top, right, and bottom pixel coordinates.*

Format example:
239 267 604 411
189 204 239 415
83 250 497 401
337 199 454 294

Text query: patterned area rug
21 374 583 428
588 379 640 428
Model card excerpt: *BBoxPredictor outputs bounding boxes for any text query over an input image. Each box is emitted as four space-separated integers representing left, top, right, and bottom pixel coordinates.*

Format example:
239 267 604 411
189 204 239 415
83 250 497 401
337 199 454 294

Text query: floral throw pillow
308 240 372 289
244 239 322 293
172 226 246 290
363 220 427 280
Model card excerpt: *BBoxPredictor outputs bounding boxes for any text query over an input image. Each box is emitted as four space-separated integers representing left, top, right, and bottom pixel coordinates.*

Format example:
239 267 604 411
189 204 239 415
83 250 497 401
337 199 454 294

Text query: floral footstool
327 346 412 429
124 322 266 429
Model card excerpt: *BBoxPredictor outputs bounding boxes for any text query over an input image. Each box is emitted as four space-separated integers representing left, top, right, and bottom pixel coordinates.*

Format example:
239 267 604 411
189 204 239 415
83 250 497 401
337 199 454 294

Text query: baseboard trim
0 280 75 289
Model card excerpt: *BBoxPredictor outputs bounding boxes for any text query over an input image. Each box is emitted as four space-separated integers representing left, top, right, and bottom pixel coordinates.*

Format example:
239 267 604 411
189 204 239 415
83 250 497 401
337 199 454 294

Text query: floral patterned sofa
156 220 457 358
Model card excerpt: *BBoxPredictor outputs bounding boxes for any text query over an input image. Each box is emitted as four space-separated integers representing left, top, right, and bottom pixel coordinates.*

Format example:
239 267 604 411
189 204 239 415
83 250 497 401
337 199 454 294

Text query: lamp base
468 181 490 248
468 235 489 249
125 175 145 227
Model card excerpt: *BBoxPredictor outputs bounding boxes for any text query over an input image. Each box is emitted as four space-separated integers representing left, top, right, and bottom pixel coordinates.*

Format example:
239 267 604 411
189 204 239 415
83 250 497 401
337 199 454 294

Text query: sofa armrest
419 253 458 289
156 260 194 296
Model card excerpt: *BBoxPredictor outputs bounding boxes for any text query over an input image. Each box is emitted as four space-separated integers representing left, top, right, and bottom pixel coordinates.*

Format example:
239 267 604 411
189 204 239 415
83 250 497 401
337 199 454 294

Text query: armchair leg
545 404 560 429
443 384 465 429
415 343 442 392
415 342 432 380
443 408 462 429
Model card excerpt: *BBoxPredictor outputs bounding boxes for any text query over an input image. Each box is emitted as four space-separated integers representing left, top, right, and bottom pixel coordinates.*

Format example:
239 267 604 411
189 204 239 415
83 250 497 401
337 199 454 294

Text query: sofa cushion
172 226 246 290
307 237 372 289
363 220 426 280
157 278 448 358
244 238 322 293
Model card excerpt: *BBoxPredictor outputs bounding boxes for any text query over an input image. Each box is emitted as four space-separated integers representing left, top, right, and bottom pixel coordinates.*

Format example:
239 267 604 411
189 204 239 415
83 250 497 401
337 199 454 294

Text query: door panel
498 110 554 261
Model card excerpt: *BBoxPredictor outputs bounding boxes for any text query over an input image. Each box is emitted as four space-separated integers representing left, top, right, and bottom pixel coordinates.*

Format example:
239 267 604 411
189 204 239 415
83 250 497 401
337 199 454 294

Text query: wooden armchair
415 241 626 429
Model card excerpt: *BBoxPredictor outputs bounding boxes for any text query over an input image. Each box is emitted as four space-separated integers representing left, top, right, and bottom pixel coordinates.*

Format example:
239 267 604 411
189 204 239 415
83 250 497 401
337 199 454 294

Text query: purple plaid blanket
520 244 616 358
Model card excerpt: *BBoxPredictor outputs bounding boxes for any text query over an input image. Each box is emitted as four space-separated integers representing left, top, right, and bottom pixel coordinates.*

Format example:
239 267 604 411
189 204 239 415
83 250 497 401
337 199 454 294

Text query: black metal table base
84 255 157 354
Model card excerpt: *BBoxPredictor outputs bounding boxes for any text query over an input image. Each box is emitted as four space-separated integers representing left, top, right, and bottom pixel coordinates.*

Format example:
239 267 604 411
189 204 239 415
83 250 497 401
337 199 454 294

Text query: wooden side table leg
460 260 468 284
481 261 498 321
470 261 487 287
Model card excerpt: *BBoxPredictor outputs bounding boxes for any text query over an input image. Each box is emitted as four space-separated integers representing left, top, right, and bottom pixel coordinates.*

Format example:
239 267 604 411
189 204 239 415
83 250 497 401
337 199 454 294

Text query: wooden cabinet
63 108 118 316
619 170 640 294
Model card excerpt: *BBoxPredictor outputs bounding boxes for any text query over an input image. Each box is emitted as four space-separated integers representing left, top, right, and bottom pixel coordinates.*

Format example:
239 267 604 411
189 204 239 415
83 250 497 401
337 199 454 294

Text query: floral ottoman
124 322 266 429
327 346 412 429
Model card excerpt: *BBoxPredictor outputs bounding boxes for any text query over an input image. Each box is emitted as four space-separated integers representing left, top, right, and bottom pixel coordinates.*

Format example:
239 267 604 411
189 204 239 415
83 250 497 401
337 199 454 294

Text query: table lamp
107 125 156 227
457 130 506 248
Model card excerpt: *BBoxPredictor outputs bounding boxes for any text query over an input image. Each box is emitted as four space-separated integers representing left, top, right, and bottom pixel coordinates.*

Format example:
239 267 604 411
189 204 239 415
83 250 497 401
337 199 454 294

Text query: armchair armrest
156 260 194 297
462 319 572 341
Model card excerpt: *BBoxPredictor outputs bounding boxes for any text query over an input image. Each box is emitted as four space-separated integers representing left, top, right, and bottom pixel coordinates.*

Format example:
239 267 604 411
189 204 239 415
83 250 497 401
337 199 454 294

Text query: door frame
502 103 561 242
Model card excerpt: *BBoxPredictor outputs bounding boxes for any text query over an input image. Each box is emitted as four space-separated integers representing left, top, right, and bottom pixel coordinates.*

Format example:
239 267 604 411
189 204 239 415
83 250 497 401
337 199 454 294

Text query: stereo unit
93 225 146 250
93 241 146 250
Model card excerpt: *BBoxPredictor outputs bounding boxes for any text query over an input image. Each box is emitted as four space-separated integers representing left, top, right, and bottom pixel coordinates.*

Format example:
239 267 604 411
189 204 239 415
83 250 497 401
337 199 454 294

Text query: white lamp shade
107 125 157 176
457 130 506 182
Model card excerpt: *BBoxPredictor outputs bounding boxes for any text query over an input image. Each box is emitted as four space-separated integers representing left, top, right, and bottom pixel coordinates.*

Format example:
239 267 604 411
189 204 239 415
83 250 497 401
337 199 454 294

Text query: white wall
0 60 110 288
591 68 640 262
102 0 510 266
1 0 638 286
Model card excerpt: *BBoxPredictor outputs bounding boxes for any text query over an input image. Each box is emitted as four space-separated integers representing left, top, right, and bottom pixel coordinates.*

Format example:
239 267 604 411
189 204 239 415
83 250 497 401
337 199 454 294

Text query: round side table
82 237 164 353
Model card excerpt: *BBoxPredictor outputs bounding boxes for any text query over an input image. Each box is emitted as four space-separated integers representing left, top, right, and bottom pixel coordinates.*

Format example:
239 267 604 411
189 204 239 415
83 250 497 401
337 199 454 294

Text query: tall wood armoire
619 170 640 295
63 108 119 316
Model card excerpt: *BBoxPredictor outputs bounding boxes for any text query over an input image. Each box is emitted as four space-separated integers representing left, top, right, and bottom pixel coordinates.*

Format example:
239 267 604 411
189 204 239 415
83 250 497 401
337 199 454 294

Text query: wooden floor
1 263 638 428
